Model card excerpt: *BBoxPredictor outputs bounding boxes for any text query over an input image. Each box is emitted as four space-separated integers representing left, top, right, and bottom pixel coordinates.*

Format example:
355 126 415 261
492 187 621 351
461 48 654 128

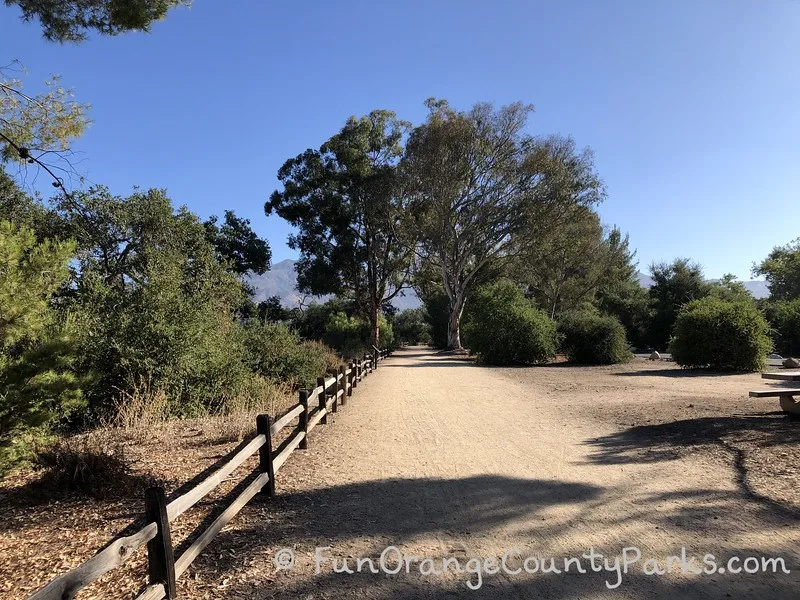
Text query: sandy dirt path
185 347 799 600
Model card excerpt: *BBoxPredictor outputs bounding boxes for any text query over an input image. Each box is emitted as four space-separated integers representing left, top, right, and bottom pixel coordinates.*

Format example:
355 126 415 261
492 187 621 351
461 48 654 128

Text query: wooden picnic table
752 371 800 415
761 370 800 382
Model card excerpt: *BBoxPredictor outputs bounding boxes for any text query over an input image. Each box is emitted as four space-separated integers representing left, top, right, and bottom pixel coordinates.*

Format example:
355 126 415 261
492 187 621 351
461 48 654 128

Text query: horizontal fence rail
29 348 391 600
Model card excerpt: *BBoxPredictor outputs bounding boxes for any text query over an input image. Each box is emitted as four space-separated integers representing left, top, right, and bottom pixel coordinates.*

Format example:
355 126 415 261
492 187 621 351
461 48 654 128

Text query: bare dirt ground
2 347 799 599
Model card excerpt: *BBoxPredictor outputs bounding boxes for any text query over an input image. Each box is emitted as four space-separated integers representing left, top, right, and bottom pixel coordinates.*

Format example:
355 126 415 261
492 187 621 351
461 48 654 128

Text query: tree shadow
189 474 798 600
382 358 477 368
192 475 602 575
584 414 800 520
613 368 748 378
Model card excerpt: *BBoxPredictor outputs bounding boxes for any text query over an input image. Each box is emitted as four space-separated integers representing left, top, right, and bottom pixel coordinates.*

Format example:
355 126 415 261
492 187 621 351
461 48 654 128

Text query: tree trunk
370 301 380 348
447 291 467 350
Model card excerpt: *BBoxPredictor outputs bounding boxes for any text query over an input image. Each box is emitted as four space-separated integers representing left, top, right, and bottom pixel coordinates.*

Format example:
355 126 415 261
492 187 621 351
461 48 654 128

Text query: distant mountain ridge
247 259 422 310
248 262 770 309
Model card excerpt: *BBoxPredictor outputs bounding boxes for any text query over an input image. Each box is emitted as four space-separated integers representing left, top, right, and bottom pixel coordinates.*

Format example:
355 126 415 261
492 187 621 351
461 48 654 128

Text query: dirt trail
184 347 799 599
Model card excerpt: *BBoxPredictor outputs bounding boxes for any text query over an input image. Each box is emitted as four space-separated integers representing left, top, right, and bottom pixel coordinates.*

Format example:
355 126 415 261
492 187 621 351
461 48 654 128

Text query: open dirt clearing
3 347 799 599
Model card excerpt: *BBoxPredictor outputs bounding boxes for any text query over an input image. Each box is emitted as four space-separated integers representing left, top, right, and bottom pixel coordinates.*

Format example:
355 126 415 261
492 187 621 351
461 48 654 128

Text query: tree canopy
520 206 635 319
5 0 190 42
404 99 604 349
267 110 413 346
753 239 800 302
1 64 90 165
647 258 711 350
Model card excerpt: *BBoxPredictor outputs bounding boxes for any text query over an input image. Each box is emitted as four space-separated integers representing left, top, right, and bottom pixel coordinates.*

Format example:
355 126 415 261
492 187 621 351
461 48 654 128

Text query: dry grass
33 430 158 501
107 378 296 445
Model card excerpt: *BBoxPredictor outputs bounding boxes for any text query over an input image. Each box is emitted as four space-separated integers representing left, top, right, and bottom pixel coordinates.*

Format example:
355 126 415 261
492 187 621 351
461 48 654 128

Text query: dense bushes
765 299 800 357
463 281 557 365
393 307 431 345
558 312 632 364
244 321 340 388
294 300 396 357
670 298 772 371
419 290 449 349
0 221 85 471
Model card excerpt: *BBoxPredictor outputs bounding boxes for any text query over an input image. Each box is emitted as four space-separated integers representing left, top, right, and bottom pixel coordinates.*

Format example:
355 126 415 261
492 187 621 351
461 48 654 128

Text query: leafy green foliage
521 207 636 318
243 321 339 389
393 308 431 345
753 239 800 302
204 210 271 275
257 295 295 322
5 0 190 42
56 187 256 415
463 280 557 365
595 277 651 350
708 274 753 303
670 297 772 372
404 99 604 349
267 110 413 346
419 290 449 349
1 65 89 162
293 299 354 342
0 167 61 236
558 312 632 365
647 259 711 350
378 314 396 351
323 312 371 357
290 298 393 356
764 299 800 357
0 221 84 471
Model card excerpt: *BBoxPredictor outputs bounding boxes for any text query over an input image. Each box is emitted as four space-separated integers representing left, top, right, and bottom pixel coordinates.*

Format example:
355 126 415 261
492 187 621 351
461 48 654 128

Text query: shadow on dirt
612 368 743 378
585 414 800 521
194 473 797 600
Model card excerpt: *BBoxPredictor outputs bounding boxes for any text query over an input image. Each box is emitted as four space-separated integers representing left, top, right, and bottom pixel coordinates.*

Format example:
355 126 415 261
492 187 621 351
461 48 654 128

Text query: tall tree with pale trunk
403 99 604 350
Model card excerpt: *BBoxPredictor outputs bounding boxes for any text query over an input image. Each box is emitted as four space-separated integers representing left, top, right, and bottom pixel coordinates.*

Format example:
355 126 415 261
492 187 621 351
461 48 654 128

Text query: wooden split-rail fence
29 347 392 600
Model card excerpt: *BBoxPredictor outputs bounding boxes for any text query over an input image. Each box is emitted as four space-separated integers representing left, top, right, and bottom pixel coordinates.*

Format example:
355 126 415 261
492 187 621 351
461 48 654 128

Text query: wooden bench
749 389 800 416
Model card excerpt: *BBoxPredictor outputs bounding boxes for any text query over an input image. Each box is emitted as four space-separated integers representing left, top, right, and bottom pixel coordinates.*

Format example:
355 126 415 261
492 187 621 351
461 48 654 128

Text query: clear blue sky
4 0 799 280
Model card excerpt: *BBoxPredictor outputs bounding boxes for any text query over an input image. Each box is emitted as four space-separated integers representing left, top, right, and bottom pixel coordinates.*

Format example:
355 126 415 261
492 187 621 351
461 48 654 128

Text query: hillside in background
247 260 422 309
249 262 770 310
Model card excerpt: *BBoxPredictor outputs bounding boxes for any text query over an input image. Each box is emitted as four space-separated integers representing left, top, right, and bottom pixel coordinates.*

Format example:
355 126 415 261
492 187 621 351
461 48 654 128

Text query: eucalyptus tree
520 205 636 319
403 99 604 349
267 110 414 347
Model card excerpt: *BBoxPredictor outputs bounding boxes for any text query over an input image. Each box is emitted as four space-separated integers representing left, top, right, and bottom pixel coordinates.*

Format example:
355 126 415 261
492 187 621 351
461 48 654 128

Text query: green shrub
393 307 432 345
378 314 396 351
767 299 800 357
301 339 343 374
244 321 334 388
321 311 369 357
670 297 772 371
558 312 632 364
463 280 557 365
420 290 450 349
0 221 85 473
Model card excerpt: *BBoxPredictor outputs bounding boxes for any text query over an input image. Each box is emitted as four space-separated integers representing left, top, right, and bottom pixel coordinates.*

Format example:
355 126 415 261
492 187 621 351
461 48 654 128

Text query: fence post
317 377 328 424
298 389 309 449
356 357 361 382
256 414 276 497
338 365 346 406
145 487 176 600
348 361 355 396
